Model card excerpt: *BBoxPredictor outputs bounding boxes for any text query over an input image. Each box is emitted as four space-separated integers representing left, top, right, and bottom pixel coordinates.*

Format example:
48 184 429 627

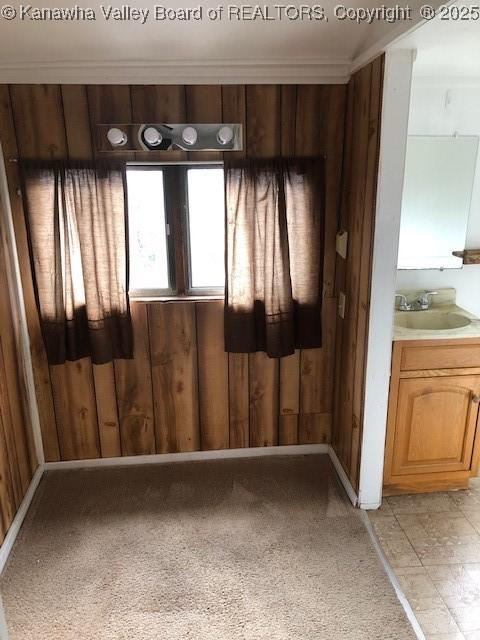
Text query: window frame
126 162 225 300
126 164 175 299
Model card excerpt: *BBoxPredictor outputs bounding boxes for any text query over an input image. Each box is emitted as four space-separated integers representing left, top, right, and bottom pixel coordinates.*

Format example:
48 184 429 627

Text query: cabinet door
392 375 480 476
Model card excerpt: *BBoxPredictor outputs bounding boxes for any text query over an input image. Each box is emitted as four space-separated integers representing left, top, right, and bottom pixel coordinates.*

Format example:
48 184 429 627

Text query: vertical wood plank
279 416 299 446
196 301 229 450
49 361 100 460
9 85 66 159
149 302 199 453
280 352 300 415
352 57 383 423
295 86 345 432
93 78 155 445
92 364 121 458
0 257 32 495
299 413 331 445
277 84 300 446
228 354 249 448
281 85 297 156
300 349 324 414
295 85 346 297
61 85 93 159
245 85 281 158
222 85 249 449
87 84 145 456
249 354 279 447
0 406 16 541
37 40 102 454
0 340 22 505
341 66 372 474
221 85 246 161
63 83 121 459
2 85 60 461
114 302 156 455
87 85 133 158
300 297 337 416
245 84 281 448
0 188 36 479
185 85 223 162
320 297 337 415
349 57 384 486
130 85 187 161
332 79 355 456
14 84 102 462
131 85 186 121
331 57 384 489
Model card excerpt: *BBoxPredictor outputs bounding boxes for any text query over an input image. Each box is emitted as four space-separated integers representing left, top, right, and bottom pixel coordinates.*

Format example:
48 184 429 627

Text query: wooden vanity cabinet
384 339 480 495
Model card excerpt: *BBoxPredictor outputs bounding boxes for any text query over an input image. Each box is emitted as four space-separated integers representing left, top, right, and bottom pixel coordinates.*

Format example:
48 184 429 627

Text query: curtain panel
20 160 133 365
224 156 326 358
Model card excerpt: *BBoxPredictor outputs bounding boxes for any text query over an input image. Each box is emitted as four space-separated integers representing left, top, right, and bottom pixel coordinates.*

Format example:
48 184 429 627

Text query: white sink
394 311 471 331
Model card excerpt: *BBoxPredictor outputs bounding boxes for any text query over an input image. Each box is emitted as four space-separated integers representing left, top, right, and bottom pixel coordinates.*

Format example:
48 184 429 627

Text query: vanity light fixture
182 126 198 146
100 123 243 152
217 125 234 146
143 126 163 147
107 127 128 147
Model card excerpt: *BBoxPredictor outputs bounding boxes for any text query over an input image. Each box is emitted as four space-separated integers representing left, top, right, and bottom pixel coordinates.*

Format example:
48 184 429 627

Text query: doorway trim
357 49 415 509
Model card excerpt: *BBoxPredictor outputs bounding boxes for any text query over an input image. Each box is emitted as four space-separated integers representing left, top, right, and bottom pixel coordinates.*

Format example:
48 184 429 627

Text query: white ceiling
391 3 480 79
0 0 441 83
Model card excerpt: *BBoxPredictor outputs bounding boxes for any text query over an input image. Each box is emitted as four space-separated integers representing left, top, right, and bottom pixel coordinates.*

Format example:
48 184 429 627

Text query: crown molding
0 58 351 84
351 0 456 74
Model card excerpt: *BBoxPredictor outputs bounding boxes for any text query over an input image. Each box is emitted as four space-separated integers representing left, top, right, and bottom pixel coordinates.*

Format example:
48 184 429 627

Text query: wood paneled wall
0 83 347 461
332 56 385 489
0 195 37 544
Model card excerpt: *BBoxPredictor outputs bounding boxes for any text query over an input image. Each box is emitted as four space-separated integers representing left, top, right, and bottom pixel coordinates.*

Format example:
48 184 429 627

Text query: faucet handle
417 291 438 309
395 293 410 311
420 290 438 302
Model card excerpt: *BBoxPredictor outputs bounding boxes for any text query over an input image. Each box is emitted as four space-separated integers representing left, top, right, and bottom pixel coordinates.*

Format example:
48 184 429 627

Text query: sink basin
394 311 471 331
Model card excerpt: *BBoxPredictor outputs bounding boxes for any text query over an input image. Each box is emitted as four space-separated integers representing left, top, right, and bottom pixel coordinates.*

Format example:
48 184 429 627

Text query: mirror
397 135 479 270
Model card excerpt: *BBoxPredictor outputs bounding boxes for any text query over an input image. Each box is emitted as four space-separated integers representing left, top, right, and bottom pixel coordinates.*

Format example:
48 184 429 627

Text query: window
126 165 225 297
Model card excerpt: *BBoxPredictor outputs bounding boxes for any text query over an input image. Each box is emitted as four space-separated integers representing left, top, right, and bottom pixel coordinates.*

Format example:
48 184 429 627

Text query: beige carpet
1 455 416 640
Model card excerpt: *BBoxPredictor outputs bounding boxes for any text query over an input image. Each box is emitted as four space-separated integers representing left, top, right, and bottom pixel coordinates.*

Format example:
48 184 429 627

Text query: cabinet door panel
393 375 480 476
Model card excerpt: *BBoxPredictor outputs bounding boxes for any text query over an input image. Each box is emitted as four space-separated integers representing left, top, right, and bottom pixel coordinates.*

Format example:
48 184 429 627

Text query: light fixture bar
97 123 243 152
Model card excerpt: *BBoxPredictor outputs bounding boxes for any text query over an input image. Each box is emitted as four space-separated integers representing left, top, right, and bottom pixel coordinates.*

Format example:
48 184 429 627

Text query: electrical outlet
338 292 346 319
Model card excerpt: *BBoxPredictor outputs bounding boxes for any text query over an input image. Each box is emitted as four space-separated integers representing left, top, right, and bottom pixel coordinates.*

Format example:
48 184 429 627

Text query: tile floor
369 478 480 640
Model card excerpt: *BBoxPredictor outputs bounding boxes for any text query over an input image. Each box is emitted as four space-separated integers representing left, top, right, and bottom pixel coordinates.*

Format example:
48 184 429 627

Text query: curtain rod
7 158 224 166
7 158 222 165
9 155 327 164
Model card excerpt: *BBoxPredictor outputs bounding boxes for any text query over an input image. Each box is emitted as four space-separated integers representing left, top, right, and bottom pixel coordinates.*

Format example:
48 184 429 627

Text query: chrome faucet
395 293 411 311
416 291 438 311
395 291 438 312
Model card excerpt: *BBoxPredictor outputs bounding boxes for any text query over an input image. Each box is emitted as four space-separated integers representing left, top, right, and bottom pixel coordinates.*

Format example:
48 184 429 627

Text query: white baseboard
0 465 43 575
360 510 426 640
44 443 330 471
327 445 358 507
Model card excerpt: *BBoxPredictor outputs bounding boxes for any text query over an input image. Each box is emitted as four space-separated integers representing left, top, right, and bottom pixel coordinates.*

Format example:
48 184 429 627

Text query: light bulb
143 127 163 146
107 127 127 147
217 126 234 145
182 126 198 146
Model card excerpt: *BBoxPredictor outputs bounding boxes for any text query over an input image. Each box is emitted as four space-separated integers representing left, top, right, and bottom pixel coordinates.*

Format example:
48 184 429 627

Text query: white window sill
129 294 224 303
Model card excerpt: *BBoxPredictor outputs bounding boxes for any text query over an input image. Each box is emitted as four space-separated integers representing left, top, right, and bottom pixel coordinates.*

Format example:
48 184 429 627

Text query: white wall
396 78 480 316
358 50 414 509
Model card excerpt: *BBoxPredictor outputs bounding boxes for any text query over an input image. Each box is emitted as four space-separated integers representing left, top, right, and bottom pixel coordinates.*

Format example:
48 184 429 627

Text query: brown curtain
224 156 325 358
20 160 133 365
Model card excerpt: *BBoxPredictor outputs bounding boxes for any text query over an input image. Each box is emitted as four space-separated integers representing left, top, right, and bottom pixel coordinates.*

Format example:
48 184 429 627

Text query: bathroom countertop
393 304 480 341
